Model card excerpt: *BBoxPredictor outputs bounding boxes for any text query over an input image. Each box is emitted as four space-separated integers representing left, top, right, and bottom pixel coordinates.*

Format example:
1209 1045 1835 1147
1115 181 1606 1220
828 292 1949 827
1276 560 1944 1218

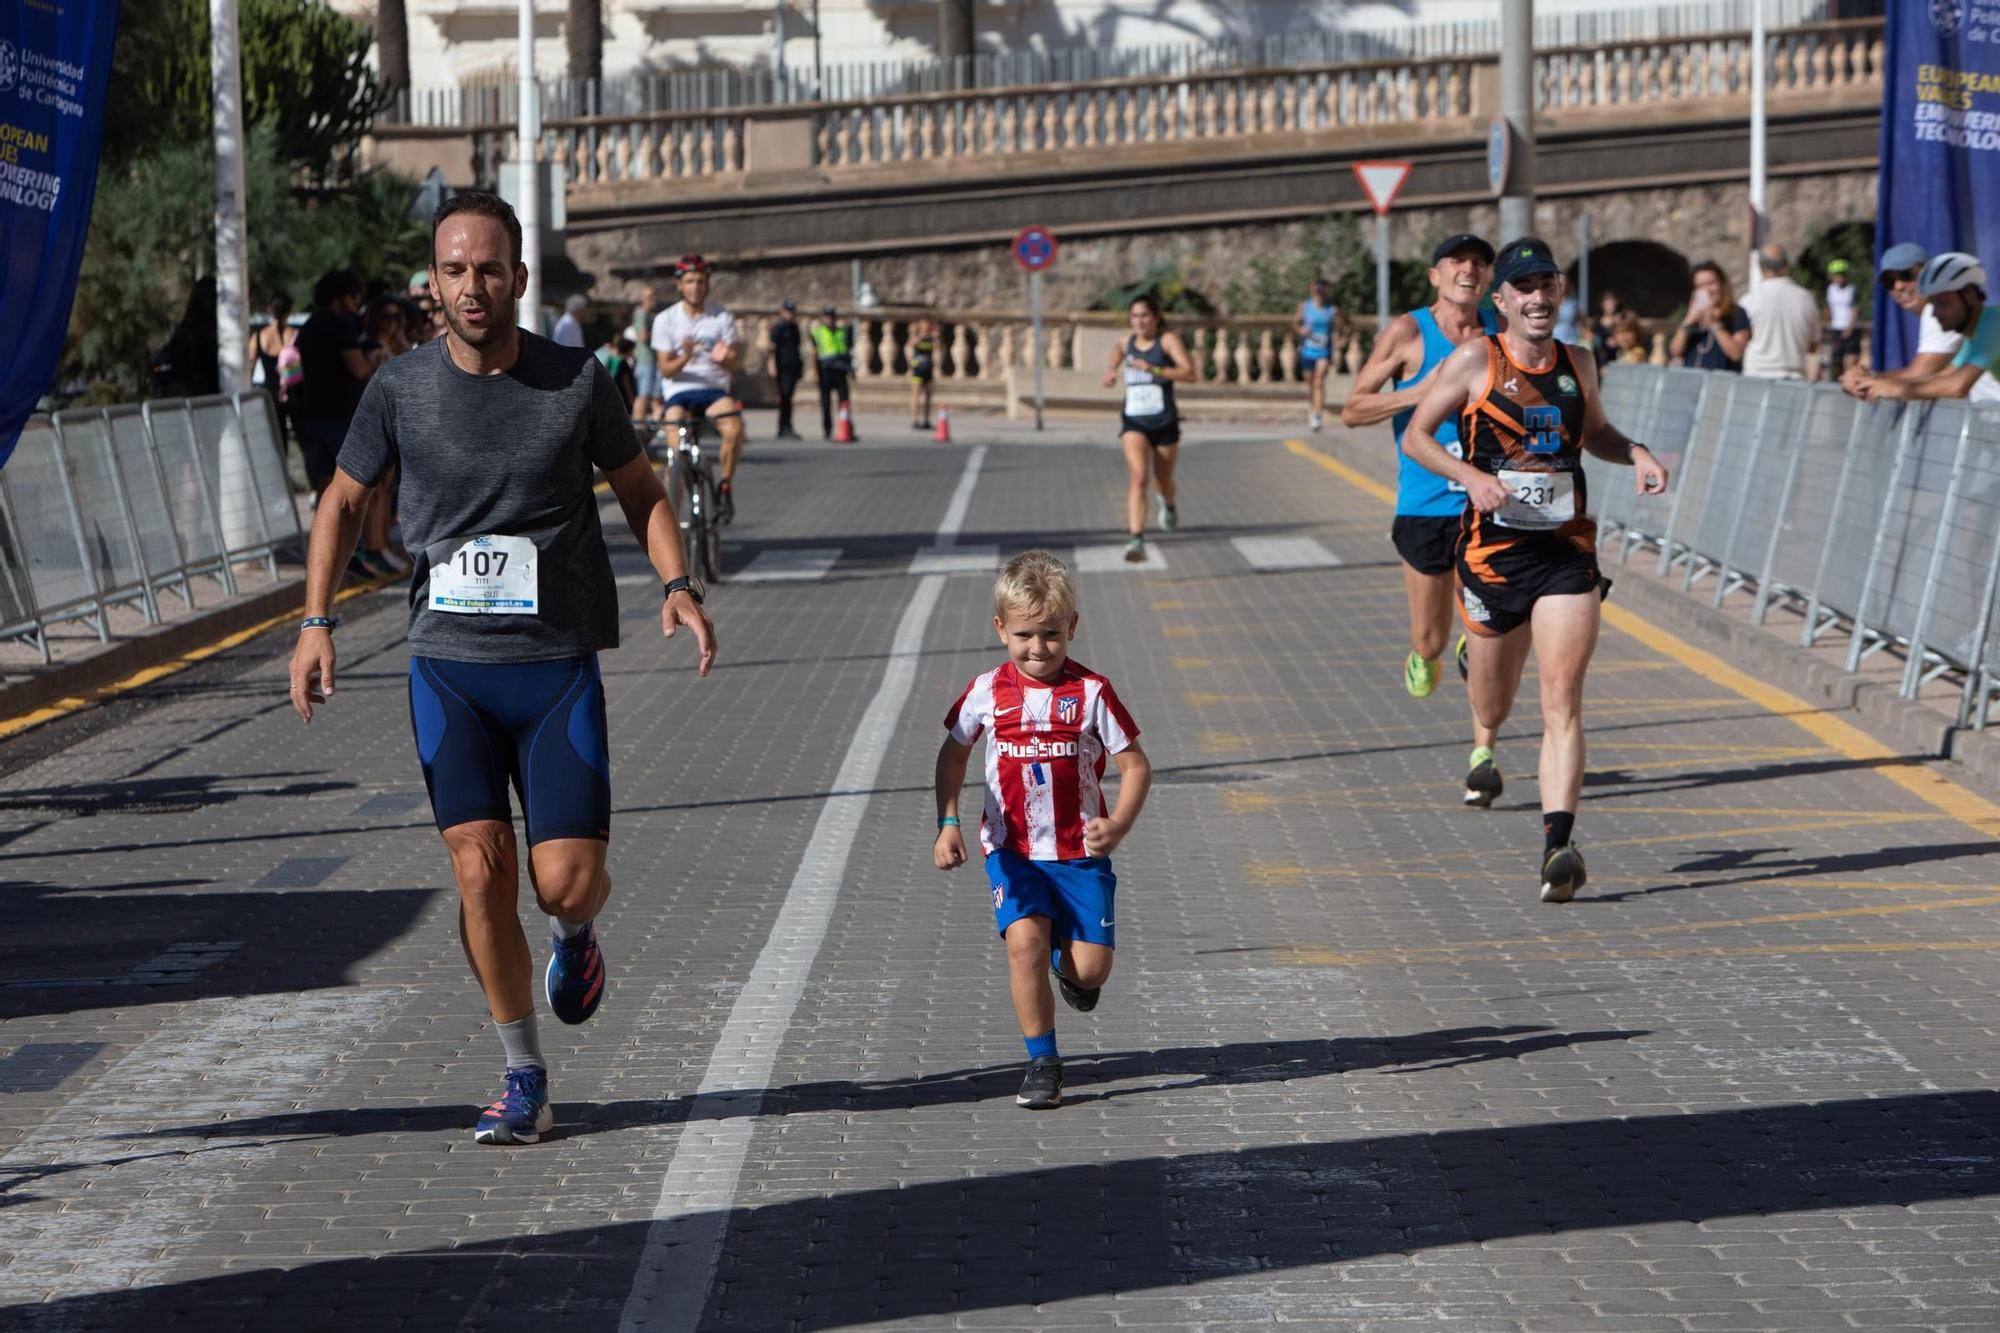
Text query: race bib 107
427 534 539 615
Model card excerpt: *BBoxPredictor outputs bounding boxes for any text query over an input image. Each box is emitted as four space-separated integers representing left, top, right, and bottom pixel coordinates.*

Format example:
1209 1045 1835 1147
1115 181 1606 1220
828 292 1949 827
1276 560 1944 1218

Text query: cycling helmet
675 253 710 276
1917 251 1986 298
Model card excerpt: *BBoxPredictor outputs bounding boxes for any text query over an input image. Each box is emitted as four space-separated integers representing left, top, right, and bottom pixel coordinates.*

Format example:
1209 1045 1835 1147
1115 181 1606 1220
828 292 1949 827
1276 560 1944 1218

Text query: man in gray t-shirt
288 192 717 1147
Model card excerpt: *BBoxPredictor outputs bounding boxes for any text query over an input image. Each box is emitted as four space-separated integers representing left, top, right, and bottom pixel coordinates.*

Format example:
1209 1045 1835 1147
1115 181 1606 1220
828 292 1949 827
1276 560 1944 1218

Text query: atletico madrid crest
1055 695 1080 725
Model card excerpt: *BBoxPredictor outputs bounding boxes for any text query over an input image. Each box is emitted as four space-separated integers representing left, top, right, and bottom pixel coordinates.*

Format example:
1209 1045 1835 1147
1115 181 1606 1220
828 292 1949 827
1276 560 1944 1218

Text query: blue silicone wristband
937 815 961 828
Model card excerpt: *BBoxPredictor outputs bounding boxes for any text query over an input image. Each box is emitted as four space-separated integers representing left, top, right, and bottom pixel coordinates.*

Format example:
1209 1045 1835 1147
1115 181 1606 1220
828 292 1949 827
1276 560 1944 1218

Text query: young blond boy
933 550 1153 1109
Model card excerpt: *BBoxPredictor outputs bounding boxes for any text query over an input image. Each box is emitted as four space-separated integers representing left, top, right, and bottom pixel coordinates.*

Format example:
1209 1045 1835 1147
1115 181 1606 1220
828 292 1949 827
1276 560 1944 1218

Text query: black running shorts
1120 420 1180 449
1391 513 1461 577
1457 537 1610 638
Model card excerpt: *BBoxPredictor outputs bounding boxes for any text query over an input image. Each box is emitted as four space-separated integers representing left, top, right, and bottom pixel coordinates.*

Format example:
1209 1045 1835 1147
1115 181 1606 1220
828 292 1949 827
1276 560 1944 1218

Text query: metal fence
0 392 301 662
1589 365 2000 727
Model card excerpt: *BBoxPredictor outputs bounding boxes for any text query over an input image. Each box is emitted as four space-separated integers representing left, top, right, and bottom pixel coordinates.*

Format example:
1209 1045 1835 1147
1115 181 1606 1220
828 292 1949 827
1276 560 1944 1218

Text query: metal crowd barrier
1588 365 2000 727
0 392 301 662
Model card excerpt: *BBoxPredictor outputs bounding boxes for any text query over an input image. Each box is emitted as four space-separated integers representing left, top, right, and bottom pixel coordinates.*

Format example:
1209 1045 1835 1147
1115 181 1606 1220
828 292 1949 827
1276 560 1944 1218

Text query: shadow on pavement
112 1025 1642 1145
0 878 438 1023
16 1089 1998 1330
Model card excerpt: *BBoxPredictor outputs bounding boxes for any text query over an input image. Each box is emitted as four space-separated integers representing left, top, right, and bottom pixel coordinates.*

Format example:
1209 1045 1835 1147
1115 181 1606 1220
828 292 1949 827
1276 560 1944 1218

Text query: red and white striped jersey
944 658 1140 861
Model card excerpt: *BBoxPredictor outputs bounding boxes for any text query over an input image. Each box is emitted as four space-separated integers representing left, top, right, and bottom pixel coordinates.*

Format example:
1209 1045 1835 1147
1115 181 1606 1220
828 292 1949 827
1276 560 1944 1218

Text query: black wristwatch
664 575 705 605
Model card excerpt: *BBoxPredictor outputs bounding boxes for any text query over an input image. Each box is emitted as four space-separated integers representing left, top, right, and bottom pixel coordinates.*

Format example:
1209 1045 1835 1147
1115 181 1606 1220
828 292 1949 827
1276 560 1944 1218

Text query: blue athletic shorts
407 654 611 844
986 848 1117 948
1300 345 1330 365
664 386 731 414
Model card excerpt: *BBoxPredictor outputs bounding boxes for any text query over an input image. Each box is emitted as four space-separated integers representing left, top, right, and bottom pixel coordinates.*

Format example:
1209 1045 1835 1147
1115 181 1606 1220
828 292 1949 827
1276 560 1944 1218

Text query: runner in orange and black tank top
1456 330 1592 572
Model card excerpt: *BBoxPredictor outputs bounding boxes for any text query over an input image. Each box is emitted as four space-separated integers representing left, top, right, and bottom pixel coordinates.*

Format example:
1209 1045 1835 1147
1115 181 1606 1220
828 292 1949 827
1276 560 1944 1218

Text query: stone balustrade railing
415 19 1882 194
724 309 1370 389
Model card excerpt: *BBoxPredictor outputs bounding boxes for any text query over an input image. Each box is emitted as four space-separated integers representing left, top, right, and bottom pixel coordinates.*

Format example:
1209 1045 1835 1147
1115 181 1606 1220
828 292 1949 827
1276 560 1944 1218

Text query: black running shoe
1016 1057 1063 1109
1053 963 1101 1013
1464 747 1503 809
1539 843 1587 904
717 482 735 526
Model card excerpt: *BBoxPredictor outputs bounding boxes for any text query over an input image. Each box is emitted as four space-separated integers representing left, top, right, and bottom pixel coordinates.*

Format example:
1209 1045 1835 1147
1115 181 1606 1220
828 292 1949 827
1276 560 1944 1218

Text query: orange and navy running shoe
474 1066 553 1145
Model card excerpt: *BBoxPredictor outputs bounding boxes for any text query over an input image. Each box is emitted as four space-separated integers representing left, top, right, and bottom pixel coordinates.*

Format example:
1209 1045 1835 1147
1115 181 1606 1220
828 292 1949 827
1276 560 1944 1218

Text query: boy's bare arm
1085 742 1152 858
934 735 974 871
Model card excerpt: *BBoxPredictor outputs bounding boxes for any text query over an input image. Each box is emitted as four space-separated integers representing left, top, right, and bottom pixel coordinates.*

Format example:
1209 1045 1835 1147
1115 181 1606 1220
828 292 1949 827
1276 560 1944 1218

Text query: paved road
3 420 1999 1331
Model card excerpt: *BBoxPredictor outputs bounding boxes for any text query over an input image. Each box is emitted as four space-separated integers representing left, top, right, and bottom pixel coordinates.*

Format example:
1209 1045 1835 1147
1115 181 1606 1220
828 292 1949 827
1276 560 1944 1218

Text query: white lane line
908 543 999 576
617 445 985 1333
1073 542 1169 572
1231 535 1343 571
0 989 399 1311
733 548 842 582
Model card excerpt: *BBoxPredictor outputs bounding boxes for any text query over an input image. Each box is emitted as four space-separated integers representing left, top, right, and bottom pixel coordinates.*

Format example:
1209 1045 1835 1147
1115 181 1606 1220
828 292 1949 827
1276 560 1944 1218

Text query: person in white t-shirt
1823 259 1860 375
650 254 746 523
1739 247 1819 381
1841 241 2000 404
552 294 588 348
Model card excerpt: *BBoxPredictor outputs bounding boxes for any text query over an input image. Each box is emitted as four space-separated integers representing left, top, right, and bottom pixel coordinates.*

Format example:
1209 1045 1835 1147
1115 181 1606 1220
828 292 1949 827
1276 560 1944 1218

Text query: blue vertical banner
1874 1 2000 369
0 1 120 467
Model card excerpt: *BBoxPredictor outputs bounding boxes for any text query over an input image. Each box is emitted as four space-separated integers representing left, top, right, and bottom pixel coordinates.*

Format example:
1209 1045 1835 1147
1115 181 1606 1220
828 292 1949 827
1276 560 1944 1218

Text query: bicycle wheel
697 464 724 583
673 454 706 582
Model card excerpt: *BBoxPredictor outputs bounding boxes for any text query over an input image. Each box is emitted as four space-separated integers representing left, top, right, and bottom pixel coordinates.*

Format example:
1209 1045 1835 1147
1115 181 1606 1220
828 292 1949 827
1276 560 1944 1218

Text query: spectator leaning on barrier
1855 253 1996 403
1843 242 2000 405
1670 262 1751 372
1740 246 1820 381
553 294 589 348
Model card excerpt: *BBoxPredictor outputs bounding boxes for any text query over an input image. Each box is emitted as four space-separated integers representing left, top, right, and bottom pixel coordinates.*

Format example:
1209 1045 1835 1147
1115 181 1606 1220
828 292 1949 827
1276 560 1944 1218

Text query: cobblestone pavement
3 418 1999 1332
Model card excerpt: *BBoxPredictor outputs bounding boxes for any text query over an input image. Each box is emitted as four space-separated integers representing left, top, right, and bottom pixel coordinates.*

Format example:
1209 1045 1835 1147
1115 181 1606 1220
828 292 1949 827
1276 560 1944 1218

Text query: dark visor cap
1492 238 1562 288
1432 233 1495 265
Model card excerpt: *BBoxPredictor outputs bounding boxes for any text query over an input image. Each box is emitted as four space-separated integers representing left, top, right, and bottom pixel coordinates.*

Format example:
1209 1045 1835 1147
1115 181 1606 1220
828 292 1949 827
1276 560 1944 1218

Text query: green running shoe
1404 651 1441 699
1464 746 1503 808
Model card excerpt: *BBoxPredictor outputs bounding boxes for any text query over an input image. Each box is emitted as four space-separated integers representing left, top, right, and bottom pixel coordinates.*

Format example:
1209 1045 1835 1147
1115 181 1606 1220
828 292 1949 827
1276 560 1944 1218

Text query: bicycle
635 409 723 584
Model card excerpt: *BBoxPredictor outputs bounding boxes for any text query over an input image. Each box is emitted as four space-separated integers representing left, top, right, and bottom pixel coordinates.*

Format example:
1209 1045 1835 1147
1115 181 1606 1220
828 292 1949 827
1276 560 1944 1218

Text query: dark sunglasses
1879 266 1922 287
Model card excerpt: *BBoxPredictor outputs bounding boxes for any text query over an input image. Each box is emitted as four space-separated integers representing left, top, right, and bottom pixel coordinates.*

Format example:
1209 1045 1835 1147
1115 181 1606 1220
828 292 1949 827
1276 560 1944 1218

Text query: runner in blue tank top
1341 233 1499 702
1294 278 1340 432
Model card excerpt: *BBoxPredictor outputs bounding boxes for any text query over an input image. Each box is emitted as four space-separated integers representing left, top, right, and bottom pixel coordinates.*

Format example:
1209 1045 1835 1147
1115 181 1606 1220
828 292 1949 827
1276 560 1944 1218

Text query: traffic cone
834 401 856 444
933 404 952 443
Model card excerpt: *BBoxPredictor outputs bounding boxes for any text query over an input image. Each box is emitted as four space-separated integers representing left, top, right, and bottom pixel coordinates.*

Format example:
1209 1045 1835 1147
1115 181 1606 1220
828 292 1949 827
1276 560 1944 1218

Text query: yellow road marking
1276 938 2000 967
0 576 398 741
1285 437 1398 505
1286 435 2000 841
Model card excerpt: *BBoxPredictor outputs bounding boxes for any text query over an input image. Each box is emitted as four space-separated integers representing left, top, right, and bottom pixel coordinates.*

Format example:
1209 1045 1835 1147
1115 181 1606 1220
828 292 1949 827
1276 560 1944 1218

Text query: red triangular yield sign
1353 161 1413 215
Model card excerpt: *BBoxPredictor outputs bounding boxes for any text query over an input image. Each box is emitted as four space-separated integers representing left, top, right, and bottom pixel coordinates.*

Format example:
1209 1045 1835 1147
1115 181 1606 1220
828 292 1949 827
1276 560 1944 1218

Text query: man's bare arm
1338 314 1424 428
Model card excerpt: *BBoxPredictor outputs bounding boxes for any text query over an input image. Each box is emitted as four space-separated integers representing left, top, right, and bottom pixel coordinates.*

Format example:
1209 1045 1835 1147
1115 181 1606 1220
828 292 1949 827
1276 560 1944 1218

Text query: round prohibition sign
1012 226 1059 272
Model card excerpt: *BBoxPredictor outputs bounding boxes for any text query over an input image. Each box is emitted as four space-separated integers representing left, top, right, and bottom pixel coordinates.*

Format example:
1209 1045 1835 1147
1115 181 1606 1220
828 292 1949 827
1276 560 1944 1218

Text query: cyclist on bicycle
650 254 745 523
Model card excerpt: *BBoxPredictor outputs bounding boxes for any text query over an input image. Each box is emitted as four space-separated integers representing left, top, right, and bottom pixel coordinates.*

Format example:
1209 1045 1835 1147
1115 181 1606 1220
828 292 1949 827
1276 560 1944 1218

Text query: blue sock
1025 1030 1059 1061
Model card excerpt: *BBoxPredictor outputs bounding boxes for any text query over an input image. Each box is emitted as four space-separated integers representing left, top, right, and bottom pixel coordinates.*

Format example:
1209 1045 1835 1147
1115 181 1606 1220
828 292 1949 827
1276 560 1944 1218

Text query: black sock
1543 810 1575 856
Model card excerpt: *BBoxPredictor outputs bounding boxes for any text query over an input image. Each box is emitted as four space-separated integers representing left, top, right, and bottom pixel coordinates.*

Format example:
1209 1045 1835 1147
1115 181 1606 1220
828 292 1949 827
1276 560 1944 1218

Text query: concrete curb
0 577 310 720
1611 569 2000 797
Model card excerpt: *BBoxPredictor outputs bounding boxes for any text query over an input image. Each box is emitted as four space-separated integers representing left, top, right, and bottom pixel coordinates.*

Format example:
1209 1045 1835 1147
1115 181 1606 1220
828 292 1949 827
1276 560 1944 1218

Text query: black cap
781 299 797 311
1432 233 1495 265
822 305 837 316
1492 237 1562 288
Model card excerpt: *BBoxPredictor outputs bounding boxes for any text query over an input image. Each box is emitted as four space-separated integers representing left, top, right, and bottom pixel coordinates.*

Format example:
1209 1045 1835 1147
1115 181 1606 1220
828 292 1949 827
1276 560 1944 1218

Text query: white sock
551 916 591 940
497 1013 545 1071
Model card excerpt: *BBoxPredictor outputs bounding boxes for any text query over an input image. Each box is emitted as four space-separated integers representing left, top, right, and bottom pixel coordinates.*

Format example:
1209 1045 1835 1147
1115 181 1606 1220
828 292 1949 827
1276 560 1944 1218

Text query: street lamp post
1748 0 1768 290
1497 0 1535 243
518 0 542 331
212 0 249 392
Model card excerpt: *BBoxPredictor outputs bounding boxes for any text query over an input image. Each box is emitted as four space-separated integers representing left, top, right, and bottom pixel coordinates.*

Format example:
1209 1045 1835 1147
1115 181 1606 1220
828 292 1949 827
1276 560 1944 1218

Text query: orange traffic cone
834 401 856 444
933 404 952 443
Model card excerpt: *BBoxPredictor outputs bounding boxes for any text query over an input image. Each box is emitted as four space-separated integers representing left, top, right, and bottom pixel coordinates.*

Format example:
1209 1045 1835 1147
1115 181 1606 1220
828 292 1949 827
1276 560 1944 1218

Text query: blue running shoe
545 922 606 1025
474 1066 553 1145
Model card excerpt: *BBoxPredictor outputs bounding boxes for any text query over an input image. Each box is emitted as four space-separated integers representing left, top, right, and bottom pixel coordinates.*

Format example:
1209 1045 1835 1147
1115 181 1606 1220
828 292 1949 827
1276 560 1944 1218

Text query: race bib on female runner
1493 469 1576 530
1123 379 1165 417
426 534 539 614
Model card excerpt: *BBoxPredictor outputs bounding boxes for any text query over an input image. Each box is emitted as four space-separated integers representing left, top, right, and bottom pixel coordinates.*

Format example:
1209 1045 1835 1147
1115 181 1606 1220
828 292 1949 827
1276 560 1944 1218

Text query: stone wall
583 170 1877 318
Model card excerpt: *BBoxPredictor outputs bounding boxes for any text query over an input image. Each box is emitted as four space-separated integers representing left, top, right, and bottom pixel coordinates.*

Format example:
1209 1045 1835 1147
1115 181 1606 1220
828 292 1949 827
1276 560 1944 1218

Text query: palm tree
568 0 602 91
378 0 409 93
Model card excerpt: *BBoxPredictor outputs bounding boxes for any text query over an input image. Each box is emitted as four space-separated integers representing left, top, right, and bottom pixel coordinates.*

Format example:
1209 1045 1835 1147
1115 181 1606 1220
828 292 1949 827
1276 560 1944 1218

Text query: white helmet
1918 251 1987 298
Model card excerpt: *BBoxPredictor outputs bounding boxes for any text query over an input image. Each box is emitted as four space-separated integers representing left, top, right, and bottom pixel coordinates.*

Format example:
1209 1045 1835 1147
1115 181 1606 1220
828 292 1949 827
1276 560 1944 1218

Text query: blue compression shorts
408 654 611 843
664 386 732 413
986 848 1118 948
